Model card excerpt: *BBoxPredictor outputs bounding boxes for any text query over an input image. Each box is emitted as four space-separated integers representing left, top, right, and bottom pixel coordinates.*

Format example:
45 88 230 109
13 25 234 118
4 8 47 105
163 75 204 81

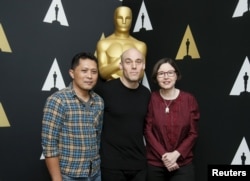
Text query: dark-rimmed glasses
157 70 176 78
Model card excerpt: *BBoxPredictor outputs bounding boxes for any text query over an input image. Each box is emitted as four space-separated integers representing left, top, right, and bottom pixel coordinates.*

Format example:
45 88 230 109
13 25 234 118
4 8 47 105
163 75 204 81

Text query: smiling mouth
85 81 93 84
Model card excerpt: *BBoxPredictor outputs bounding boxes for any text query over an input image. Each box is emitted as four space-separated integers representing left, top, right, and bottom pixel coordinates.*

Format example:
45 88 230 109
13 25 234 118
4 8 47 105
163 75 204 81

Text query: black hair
151 57 182 83
71 52 98 70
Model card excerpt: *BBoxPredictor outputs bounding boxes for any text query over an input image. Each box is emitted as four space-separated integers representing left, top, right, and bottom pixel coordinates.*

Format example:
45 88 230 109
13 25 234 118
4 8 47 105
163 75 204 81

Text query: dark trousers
146 163 195 181
101 167 147 181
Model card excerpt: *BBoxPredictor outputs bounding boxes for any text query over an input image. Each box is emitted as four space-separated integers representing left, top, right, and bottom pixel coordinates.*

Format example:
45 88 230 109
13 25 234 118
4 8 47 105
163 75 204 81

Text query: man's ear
119 62 123 70
69 69 74 79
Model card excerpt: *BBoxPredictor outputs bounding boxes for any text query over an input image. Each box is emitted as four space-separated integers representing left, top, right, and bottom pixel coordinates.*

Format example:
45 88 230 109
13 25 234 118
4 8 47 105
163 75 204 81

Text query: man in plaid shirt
41 52 104 181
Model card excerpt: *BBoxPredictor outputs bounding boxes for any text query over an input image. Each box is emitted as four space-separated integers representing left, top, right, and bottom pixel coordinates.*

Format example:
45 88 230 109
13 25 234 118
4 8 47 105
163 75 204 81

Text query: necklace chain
160 88 176 100
160 89 177 113
160 89 176 113
163 100 173 113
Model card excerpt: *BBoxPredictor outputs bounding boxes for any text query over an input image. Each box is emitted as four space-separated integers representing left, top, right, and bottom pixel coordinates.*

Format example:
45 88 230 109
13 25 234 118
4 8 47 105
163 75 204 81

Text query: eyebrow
123 58 143 61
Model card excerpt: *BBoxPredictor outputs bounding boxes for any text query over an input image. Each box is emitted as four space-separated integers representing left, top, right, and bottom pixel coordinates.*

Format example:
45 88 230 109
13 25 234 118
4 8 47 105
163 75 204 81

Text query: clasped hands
162 150 180 172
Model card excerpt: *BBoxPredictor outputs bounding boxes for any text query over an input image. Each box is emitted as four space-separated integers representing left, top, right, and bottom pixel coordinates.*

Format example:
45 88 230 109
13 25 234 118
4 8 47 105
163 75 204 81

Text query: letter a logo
43 0 69 26
0 102 10 127
176 25 200 61
230 57 250 96
133 1 153 32
0 23 12 53
231 137 250 165
42 58 66 91
232 0 250 18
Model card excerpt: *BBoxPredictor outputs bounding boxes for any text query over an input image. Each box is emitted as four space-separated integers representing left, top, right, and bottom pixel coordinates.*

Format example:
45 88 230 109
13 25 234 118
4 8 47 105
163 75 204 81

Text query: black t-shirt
95 78 151 170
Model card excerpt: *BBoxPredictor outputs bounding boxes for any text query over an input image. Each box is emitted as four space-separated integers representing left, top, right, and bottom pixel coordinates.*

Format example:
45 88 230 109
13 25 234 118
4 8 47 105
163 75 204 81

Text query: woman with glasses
144 57 200 181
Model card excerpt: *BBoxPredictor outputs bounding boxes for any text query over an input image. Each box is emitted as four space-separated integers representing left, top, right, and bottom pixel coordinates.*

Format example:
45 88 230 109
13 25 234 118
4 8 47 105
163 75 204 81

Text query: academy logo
231 137 250 165
133 0 153 33
232 0 250 18
43 0 69 26
42 58 66 92
176 25 200 61
40 153 45 160
142 73 151 91
230 57 250 96
0 23 12 53
0 102 10 127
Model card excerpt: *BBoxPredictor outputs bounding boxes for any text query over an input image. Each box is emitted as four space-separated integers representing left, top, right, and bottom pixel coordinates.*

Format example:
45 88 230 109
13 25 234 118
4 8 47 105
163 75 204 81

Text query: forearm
99 65 120 79
99 57 121 79
45 156 62 181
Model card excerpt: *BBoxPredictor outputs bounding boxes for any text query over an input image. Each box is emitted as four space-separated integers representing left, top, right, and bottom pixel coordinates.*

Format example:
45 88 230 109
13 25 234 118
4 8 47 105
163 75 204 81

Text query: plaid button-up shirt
41 83 104 177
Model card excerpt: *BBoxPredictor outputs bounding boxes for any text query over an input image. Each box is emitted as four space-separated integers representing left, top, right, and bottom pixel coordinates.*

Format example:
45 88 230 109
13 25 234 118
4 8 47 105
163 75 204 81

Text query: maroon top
144 90 200 167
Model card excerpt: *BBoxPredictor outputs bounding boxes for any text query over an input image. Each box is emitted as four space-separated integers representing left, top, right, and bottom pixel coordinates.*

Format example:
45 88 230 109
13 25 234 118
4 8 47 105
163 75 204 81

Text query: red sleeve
144 93 167 158
176 94 200 159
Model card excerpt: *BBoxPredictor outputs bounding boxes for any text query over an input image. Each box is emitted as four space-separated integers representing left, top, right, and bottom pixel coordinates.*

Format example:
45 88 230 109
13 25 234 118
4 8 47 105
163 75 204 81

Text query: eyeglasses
157 70 176 78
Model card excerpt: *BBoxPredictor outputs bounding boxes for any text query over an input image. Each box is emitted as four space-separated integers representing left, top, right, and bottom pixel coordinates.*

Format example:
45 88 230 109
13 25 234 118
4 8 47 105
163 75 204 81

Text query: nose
87 71 92 78
122 18 126 24
131 62 137 68
163 72 170 78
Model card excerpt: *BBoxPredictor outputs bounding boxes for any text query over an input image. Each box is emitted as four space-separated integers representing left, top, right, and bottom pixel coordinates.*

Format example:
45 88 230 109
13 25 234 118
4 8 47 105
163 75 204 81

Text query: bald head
119 48 146 84
121 48 145 63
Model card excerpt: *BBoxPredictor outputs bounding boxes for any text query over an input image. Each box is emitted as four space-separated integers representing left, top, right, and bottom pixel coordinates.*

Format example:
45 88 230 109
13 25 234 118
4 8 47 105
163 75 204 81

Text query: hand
161 150 180 167
166 162 179 172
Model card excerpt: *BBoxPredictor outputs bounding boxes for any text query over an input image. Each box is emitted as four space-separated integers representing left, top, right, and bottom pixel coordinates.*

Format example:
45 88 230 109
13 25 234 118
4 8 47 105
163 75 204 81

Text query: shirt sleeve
144 96 167 158
41 95 65 157
176 95 200 159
